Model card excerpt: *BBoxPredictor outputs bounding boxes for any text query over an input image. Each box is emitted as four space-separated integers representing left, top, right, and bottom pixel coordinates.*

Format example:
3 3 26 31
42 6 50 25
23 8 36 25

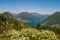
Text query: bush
0 28 59 40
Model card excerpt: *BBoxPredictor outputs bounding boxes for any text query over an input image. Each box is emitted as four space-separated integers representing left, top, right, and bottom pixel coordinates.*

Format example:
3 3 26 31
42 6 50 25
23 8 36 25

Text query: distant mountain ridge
18 12 40 21
12 12 49 26
14 12 49 22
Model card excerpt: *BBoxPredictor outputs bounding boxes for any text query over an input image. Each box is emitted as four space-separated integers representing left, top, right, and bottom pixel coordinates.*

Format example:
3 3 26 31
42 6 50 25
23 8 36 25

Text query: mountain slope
0 12 30 32
13 12 49 26
17 12 41 22
16 12 49 22
42 12 60 26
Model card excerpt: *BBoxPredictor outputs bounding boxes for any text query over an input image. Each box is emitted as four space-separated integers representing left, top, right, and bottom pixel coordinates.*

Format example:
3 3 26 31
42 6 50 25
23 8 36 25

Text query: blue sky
0 0 60 14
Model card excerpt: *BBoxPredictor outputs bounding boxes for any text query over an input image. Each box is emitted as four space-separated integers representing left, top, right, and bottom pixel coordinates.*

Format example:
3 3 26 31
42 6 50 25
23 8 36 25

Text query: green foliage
56 34 60 40
42 12 60 26
0 28 59 40
0 12 30 33
0 12 60 40
42 26 60 35
0 37 10 40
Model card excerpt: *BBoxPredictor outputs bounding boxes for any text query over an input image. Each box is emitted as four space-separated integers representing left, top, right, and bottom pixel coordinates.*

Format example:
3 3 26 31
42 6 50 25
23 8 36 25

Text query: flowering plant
0 28 59 40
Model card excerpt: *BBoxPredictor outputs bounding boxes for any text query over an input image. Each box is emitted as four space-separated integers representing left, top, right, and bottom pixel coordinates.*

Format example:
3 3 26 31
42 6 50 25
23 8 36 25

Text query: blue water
26 20 42 26
26 19 45 26
26 22 38 26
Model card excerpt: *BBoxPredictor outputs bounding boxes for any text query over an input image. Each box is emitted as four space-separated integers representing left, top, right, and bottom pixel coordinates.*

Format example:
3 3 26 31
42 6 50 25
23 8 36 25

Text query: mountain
42 12 60 27
2 12 14 20
0 12 29 32
13 12 49 26
17 12 49 22
17 12 40 22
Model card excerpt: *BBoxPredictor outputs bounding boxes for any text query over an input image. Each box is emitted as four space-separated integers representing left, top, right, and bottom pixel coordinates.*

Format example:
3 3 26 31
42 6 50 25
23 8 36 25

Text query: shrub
0 28 58 40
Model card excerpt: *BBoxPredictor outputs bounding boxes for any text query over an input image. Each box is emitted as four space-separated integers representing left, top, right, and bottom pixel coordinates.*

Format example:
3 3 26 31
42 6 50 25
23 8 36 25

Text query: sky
0 0 60 14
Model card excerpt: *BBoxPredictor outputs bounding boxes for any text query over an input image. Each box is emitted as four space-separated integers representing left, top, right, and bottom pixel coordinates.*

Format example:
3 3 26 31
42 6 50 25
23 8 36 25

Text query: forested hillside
41 12 60 27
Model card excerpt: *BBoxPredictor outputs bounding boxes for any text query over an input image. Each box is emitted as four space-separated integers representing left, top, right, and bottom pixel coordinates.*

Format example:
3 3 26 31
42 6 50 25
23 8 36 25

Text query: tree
36 23 42 30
